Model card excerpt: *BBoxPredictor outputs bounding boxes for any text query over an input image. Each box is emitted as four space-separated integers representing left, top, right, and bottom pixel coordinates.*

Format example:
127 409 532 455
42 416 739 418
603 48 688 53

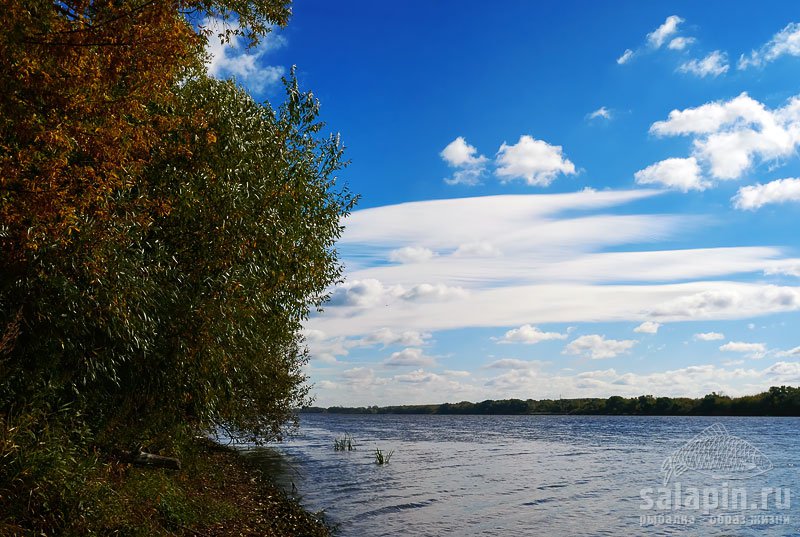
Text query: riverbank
171 439 334 537
301 386 800 416
0 438 332 537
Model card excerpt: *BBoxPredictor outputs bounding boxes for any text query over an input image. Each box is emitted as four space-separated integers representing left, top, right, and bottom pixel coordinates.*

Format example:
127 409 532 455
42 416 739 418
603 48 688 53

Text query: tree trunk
125 448 181 470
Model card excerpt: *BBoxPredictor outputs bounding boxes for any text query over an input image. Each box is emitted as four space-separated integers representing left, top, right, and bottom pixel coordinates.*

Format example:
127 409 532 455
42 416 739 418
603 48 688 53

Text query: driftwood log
122 448 182 470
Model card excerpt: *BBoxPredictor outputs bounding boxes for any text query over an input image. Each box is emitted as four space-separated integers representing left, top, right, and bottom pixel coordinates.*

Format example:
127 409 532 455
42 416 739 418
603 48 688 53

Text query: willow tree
100 73 356 445
1 2 358 530
0 0 352 448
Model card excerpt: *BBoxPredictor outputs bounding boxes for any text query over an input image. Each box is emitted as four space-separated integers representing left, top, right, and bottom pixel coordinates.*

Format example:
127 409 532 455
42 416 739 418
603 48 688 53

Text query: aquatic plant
333 433 356 451
374 448 394 465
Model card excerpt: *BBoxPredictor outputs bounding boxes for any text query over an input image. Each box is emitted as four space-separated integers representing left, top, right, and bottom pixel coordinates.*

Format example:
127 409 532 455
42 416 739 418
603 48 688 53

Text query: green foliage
0 0 355 533
196 0 292 46
0 403 97 533
308 386 800 416
374 448 393 465
1 71 355 452
88 72 356 447
333 433 356 451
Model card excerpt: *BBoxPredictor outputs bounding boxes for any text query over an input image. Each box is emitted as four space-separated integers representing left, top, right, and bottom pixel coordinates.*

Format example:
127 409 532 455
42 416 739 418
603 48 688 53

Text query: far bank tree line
303 386 800 416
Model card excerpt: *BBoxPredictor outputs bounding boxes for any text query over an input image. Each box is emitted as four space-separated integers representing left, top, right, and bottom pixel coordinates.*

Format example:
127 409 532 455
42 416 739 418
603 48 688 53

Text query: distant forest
301 386 800 416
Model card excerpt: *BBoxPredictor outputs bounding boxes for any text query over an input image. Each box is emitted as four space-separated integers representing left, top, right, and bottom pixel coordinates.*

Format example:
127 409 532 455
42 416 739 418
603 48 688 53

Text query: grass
0 432 333 536
333 433 356 451
374 448 393 465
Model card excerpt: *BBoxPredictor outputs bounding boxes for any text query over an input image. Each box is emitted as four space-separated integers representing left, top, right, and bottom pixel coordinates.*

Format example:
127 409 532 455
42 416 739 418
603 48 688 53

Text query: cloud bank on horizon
223 5 800 406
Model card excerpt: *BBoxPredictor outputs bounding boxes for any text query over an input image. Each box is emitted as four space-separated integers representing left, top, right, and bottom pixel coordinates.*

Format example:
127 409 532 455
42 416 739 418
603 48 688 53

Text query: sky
205 1 800 406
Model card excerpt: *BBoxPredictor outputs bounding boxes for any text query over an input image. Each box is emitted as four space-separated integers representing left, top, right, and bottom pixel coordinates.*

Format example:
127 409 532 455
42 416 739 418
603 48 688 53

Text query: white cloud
389 246 436 264
634 321 661 334
400 283 467 302
650 285 800 320
308 192 800 339
444 168 484 187
303 329 349 363
577 368 618 379
588 107 612 120
764 361 800 381
618 16 691 66
203 17 286 92
339 367 375 381
304 329 326 342
722 359 745 367
303 326 433 363
484 358 545 370
393 369 444 383
453 241 502 258
694 332 725 341
441 137 488 186
359 328 431 348
678 51 729 78
495 135 576 186
444 370 471 377
339 367 388 389
634 157 708 191
647 15 684 49
384 347 437 367
573 362 778 398
328 279 400 308
483 367 542 390
650 93 773 136
668 37 696 50
338 190 664 252
332 192 749 289
776 346 800 357
323 366 482 404
719 341 767 359
649 93 800 181
315 380 338 390
733 178 800 210
617 49 635 64
563 334 637 359
531 248 777 283
739 22 800 69
315 357 800 407
441 137 486 167
311 353 340 365
328 279 465 307
765 262 800 277
318 283 800 341
497 324 566 344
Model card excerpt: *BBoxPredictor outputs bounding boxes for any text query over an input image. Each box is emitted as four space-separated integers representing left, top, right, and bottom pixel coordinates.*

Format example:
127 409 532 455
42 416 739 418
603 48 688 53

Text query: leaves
117 74 355 442
1 1 199 260
1 0 353 458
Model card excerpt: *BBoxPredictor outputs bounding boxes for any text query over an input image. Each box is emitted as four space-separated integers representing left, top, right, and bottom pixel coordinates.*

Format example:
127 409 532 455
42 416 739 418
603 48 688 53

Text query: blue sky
206 2 800 405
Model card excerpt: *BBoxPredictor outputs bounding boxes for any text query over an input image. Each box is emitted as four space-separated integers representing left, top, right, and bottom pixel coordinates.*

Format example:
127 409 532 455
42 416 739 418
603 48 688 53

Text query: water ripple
243 415 800 537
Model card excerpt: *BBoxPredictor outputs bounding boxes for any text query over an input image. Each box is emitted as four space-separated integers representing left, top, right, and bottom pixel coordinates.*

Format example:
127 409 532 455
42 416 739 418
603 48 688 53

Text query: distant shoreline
300 385 800 417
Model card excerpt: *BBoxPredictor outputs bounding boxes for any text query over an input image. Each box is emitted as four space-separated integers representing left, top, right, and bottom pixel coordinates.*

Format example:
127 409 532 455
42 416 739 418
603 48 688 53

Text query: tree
0 1 198 415
0 3 357 528
1 1 360 531
100 73 356 445
0 0 322 436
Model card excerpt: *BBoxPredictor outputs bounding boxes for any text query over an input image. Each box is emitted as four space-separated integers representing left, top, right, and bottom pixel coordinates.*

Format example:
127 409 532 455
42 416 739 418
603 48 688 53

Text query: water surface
241 414 799 536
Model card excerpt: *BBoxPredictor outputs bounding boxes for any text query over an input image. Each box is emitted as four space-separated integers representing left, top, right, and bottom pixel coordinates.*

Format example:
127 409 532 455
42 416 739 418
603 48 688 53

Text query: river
239 414 799 536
